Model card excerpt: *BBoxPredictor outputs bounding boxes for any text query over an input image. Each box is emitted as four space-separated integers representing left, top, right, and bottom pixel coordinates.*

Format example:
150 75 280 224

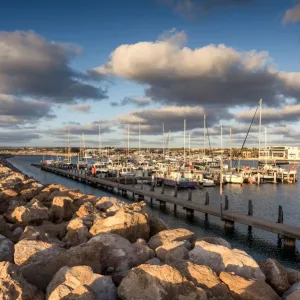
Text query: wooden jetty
40 165 300 250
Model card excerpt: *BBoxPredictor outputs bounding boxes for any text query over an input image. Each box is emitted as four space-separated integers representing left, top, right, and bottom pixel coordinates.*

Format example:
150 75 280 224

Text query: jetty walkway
40 165 300 251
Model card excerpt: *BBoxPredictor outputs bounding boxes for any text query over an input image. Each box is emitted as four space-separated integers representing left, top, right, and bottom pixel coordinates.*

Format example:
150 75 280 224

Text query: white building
259 146 300 160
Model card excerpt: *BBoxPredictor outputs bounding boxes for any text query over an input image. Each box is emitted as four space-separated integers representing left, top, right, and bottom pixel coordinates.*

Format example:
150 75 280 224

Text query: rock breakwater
0 159 299 299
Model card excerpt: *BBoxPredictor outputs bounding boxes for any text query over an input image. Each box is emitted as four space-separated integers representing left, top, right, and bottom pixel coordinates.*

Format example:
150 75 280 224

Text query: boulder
197 237 231 249
148 228 195 250
118 264 207 300
89 208 149 243
0 261 44 299
220 272 281 300
95 197 121 213
145 257 162 265
0 234 14 262
155 241 191 263
63 218 90 247
62 286 97 300
189 241 265 280
0 215 10 233
51 196 77 222
75 202 98 218
172 261 233 300
282 282 300 300
46 265 117 300
258 258 290 295
10 198 49 225
19 188 41 202
286 268 300 285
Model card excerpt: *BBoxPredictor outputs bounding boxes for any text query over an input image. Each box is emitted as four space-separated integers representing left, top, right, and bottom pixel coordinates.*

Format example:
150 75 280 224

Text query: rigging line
205 116 213 158
234 100 260 168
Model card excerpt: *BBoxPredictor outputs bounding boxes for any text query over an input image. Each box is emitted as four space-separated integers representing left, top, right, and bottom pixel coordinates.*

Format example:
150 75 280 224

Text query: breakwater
1 158 300 299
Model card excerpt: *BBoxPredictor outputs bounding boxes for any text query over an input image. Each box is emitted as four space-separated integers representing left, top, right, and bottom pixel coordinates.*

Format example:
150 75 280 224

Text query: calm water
7 155 300 270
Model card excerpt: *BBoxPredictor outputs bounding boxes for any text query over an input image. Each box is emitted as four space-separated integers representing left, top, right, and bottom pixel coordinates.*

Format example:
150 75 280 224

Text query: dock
40 165 300 250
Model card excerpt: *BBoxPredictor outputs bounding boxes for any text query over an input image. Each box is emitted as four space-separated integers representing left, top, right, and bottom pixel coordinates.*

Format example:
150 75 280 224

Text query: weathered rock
95 197 121 213
189 241 265 280
149 217 169 237
0 261 44 299
75 202 98 218
286 268 300 285
145 257 162 265
220 272 281 300
258 258 290 295
282 282 300 300
0 234 14 262
10 198 49 225
172 261 233 300
156 241 190 263
89 208 149 243
0 215 10 233
46 265 117 300
14 239 65 266
197 237 231 249
118 264 207 300
62 285 97 300
51 196 77 222
19 187 41 202
63 218 90 247
148 228 195 250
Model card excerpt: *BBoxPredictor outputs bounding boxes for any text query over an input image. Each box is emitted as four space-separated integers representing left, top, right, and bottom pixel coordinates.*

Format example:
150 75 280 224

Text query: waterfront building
259 146 300 160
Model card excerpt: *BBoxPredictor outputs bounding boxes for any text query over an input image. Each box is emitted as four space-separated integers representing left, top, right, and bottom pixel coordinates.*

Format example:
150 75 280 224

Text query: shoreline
0 158 299 299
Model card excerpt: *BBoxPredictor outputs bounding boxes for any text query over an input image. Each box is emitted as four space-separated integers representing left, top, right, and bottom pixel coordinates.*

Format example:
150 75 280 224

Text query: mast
265 126 267 165
220 151 223 221
230 127 232 170
184 119 186 165
189 133 191 155
203 114 206 157
162 123 165 159
258 99 262 162
98 124 101 158
127 124 130 159
221 124 223 150
68 126 70 163
139 123 141 156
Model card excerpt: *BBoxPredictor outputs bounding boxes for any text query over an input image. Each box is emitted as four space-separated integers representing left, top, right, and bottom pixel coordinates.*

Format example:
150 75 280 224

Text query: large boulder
172 261 233 300
282 282 300 300
95 197 122 215
10 198 49 225
51 196 77 222
197 237 231 249
258 258 290 295
0 234 14 262
155 241 191 263
0 261 44 299
286 268 300 285
75 202 98 218
62 286 97 300
62 218 90 247
46 265 116 300
89 208 150 243
118 264 207 300
19 187 41 202
189 241 265 280
148 228 195 250
220 272 281 300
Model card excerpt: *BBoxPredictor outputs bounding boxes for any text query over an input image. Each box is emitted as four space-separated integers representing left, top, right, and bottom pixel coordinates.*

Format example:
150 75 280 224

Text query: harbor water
7 155 300 270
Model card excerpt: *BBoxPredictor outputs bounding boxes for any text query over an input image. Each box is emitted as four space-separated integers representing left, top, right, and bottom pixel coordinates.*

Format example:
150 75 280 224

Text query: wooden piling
161 181 165 194
224 195 229 210
248 200 253 232
174 185 178 198
188 189 192 201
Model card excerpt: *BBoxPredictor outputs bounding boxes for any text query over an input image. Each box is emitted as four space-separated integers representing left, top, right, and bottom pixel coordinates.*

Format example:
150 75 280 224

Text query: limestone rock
10 198 49 225
89 208 149 243
155 241 190 263
145 257 162 265
75 202 98 218
259 258 290 295
0 234 14 262
118 264 207 300
197 237 231 249
286 268 300 285
172 261 233 300
149 217 169 236
63 218 90 247
95 197 121 213
51 195 77 222
148 228 195 250
0 261 44 300
0 215 10 233
46 265 116 300
189 241 265 280
62 285 97 300
220 272 281 300
282 282 300 300
19 187 41 202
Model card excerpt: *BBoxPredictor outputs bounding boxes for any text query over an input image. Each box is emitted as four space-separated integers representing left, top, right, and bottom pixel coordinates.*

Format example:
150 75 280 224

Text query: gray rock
0 234 14 262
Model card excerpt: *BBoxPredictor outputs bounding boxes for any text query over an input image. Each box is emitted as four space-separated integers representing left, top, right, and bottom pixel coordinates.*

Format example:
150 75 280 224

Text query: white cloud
283 4 300 24
69 104 91 113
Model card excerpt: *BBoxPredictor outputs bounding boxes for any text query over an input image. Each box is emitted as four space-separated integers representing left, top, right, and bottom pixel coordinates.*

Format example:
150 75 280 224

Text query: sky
1 0 300 149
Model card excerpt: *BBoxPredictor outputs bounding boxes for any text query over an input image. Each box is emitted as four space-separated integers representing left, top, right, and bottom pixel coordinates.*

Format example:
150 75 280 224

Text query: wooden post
174 204 177 213
205 192 209 205
248 200 253 232
224 195 229 210
174 185 178 198
278 205 283 224
188 189 192 201
161 180 165 194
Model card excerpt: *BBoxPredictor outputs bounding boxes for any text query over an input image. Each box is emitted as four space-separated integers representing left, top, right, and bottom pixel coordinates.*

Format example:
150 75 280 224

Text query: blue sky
1 0 300 148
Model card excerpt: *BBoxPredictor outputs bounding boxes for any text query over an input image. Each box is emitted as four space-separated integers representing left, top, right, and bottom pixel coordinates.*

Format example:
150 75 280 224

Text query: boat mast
127 124 130 159
162 123 165 160
68 126 70 163
184 119 186 165
230 127 232 170
189 133 191 155
139 123 141 156
265 126 267 165
258 99 262 163
221 124 223 150
98 124 101 158
203 114 206 157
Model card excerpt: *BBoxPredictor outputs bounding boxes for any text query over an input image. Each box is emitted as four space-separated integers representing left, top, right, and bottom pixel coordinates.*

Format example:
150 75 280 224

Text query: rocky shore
0 159 299 299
